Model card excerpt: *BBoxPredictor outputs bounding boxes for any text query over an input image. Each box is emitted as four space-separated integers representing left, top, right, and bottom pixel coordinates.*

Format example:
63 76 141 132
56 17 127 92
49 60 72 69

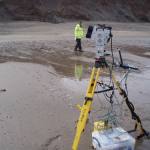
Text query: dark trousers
75 39 82 50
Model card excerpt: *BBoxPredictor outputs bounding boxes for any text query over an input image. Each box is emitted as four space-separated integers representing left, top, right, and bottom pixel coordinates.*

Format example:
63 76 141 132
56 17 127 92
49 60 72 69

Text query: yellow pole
72 67 100 150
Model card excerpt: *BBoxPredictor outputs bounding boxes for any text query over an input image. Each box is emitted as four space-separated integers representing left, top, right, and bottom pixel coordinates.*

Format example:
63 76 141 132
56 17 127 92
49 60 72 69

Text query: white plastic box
92 127 135 150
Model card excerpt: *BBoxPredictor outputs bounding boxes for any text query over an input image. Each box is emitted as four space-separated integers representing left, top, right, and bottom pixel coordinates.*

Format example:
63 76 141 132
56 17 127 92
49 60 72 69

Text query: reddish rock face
0 0 150 22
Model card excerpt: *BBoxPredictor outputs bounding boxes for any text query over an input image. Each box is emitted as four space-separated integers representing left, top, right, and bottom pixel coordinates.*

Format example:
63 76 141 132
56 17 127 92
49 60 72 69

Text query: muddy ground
0 21 150 150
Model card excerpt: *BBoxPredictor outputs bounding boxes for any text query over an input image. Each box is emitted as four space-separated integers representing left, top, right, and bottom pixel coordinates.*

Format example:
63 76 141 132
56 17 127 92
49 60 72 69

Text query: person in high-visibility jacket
74 21 84 52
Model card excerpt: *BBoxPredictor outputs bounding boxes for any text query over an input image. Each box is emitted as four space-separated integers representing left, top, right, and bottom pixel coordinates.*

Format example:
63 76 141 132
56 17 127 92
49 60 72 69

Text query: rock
0 0 150 22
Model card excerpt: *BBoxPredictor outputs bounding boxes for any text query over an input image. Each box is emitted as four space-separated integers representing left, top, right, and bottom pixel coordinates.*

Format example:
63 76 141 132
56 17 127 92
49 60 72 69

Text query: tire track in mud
41 135 62 150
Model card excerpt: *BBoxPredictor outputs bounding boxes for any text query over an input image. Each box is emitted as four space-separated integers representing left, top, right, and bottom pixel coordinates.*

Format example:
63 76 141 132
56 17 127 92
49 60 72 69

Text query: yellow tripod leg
112 73 148 139
72 67 101 150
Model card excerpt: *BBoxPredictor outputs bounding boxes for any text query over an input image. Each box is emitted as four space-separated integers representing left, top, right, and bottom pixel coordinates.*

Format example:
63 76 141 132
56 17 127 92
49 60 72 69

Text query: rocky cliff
0 0 150 22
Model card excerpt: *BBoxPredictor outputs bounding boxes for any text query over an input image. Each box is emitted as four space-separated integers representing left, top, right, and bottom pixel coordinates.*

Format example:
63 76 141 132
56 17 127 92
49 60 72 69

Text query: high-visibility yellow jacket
74 24 84 39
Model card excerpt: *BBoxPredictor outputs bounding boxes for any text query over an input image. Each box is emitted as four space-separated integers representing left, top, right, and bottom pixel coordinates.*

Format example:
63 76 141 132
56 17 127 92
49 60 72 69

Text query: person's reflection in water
74 64 83 81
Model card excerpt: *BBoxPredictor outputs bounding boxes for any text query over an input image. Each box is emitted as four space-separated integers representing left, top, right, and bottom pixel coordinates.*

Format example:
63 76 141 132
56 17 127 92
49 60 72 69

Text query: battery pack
92 127 135 150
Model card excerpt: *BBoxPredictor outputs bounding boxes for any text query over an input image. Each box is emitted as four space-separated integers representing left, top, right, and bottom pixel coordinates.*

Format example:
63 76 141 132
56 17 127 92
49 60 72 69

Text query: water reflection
74 64 83 80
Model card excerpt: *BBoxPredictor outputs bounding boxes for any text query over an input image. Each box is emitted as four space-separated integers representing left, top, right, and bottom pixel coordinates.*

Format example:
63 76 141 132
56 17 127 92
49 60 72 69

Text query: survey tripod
72 62 149 150
72 24 149 150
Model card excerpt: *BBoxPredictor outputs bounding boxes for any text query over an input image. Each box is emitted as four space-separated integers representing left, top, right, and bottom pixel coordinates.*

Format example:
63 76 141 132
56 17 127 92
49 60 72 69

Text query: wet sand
0 21 150 150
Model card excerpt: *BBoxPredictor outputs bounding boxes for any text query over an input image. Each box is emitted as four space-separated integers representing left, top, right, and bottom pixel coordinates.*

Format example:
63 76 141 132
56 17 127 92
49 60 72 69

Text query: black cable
97 78 115 105
119 87 149 139
110 35 115 67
